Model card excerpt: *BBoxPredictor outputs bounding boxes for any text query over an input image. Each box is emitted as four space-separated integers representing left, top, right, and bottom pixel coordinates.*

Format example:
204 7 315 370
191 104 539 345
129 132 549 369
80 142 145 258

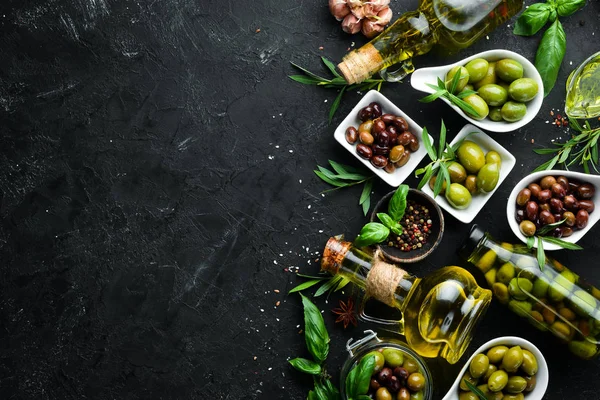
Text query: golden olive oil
566 52 600 119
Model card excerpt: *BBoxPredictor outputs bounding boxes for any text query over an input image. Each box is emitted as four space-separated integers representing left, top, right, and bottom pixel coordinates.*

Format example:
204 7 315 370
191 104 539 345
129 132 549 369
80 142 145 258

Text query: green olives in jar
465 58 490 83
501 101 527 122
508 78 539 102
365 351 386 372
496 59 524 82
382 348 404 368
478 84 509 106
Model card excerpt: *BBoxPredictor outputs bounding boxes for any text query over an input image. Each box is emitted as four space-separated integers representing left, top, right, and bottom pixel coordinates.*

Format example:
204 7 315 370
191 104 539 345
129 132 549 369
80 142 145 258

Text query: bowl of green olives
410 49 543 133
442 336 548 400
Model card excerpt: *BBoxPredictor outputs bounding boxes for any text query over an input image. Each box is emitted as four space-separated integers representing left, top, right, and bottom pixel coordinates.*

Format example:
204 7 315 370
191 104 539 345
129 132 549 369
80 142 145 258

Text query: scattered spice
274 289 280 293
551 111 568 127
331 297 358 329
276 301 281 307
387 200 433 252
255 28 261 33
254 356 258 360
319 46 324 50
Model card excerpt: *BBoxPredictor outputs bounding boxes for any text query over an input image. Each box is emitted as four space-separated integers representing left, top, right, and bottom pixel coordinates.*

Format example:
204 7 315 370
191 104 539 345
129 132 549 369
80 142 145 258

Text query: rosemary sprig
526 219 583 270
289 57 386 123
314 160 373 215
418 72 482 119
533 119 600 173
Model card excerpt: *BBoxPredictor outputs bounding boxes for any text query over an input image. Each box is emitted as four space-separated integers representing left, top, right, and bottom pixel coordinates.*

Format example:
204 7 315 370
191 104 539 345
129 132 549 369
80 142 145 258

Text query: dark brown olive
557 176 569 190
539 203 551 213
576 209 589 229
569 181 581 193
381 113 396 125
383 163 396 174
358 106 373 121
578 199 595 213
397 132 413 146
393 367 409 380
408 137 420 152
578 183 595 199
564 195 579 211
371 155 388 168
373 144 390 156
397 388 410 400
371 378 381 391
389 145 405 163
372 119 387 135
552 227 563 238
539 210 555 225
538 189 552 203
370 102 383 118
540 175 557 190
528 183 542 198
561 226 574 237
356 144 373 159
359 131 374 145
553 213 563 222
526 201 539 221
388 375 401 393
394 116 409 131
515 208 525 223
345 126 358 144
377 131 391 146
395 151 410 167
550 198 563 212
378 367 393 384
516 188 531 206
552 182 566 198
562 211 576 226
388 131 398 146
387 125 398 136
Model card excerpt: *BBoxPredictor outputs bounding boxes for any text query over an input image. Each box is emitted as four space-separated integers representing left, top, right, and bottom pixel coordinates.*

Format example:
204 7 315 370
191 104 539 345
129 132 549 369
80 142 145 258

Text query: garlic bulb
329 0 393 38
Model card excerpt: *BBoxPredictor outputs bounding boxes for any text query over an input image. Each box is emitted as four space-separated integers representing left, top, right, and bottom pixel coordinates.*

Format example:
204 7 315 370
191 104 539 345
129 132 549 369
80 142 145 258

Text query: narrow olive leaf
445 142 455 159
329 86 346 123
314 170 346 187
448 92 482 118
354 222 390 247
289 75 323 85
535 19 566 97
537 236 546 270
438 120 447 160
329 160 366 179
314 277 340 297
421 127 437 161
448 66 462 94
388 184 409 221
359 179 373 216
538 218 566 236
291 62 330 81
456 89 477 99
300 294 330 363
557 0 586 17
513 3 551 36
541 236 584 250
417 165 435 190
361 194 371 217
289 279 323 294
296 273 328 279
532 156 559 172
356 396 372 400
321 57 342 78
533 148 560 155
463 379 488 400
440 162 452 194
558 147 572 164
317 166 342 181
289 358 322 375
335 276 351 292
419 89 447 103
437 77 445 88
527 236 535 249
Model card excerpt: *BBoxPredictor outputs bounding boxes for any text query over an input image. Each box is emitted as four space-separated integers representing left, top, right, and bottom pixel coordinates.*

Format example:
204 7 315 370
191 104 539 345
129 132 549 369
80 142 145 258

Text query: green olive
403 357 420 374
485 151 502 165
376 387 392 400
446 66 470 93
501 346 524 373
463 93 490 120
484 363 498 381
508 78 539 102
505 376 527 394
485 268 497 286
457 140 486 173
508 300 532 317
548 270 577 302
524 375 536 392
365 351 386 372
469 354 490 378
519 220 536 237
550 320 572 341
508 278 533 300
464 175 478 194
493 283 510 304
532 276 550 299
465 58 490 83
389 145 406 163
410 391 424 400
489 393 505 400
520 350 538 376
476 249 497 273
448 161 467 183
496 59 524 82
477 162 500 192
487 346 508 364
488 370 509 392
569 289 597 317
478 84 509 106
489 106 503 121
502 394 524 400
474 61 497 89
501 101 527 122
460 371 478 391
382 348 404 368
407 372 426 391
445 183 472 210
429 175 447 195
568 339 598 359
497 262 515 285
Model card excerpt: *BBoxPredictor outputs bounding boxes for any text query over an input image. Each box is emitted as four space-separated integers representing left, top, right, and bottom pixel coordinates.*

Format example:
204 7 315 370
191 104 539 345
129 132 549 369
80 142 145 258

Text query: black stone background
1 0 599 399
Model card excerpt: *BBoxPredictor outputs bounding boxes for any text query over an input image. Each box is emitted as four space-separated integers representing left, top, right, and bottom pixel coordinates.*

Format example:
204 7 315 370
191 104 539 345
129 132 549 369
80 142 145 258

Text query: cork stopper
321 237 352 275
337 43 384 85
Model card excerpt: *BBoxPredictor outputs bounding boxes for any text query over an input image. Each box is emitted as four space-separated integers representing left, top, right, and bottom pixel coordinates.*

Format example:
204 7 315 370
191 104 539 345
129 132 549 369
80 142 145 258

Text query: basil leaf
289 279 323 294
289 358 322 375
557 0 586 17
356 396 372 400
345 361 359 398
354 223 390 247
313 380 329 400
541 236 584 250
388 184 409 221
537 236 545 270
535 19 566 97
513 3 551 36
549 7 558 22
308 390 318 400
355 355 376 395
421 126 437 161
377 213 403 236
300 294 330 363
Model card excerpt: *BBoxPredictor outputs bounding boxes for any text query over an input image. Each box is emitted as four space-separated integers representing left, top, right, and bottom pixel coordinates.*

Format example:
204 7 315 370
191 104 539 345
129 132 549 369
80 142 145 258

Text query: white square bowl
333 90 433 187
421 124 516 223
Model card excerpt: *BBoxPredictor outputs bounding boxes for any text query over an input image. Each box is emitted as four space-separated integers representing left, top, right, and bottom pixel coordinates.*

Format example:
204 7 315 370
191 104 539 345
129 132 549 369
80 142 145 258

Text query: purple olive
538 190 552 203
550 198 563 213
358 106 373 121
576 209 589 229
577 183 595 199
371 155 388 168
578 199 595 213
370 102 382 118
552 182 566 198
381 113 396 125
526 201 539 221
393 116 409 131
345 126 358 144
356 144 373 159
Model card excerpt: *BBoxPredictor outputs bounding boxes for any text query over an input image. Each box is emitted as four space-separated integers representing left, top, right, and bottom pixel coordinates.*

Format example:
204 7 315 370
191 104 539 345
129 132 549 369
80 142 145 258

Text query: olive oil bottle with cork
338 0 524 84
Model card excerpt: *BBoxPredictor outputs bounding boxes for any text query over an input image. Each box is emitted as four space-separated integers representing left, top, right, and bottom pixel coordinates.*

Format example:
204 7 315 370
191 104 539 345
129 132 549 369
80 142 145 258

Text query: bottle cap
337 44 384 85
458 225 485 261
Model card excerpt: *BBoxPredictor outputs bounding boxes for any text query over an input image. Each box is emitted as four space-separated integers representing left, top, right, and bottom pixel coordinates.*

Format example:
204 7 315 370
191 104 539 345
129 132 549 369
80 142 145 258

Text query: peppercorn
389 200 433 252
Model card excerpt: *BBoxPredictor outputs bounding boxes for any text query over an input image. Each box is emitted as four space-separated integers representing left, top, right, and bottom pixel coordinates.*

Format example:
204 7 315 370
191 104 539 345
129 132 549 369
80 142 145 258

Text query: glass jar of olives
460 226 600 359
340 330 433 400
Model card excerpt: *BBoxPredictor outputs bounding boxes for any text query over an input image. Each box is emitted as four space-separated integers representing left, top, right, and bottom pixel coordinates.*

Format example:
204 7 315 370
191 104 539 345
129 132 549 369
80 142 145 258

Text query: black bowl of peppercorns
370 189 444 263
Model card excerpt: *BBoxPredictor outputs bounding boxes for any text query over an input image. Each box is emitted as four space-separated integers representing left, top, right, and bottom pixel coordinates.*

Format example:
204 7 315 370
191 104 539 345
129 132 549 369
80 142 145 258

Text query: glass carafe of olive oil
565 51 600 119
337 0 524 84
321 237 492 364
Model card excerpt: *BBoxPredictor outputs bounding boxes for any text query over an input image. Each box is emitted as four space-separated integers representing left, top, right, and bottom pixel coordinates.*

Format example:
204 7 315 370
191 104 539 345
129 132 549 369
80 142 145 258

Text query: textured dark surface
1 0 600 399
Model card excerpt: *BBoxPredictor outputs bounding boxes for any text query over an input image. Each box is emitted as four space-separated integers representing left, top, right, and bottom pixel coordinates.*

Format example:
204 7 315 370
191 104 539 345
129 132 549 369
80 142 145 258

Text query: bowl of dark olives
334 90 433 187
507 170 600 250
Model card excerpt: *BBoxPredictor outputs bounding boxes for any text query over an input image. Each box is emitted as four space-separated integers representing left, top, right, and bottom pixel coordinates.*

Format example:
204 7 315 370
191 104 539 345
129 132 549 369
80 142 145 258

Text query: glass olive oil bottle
566 51 600 119
321 237 492 364
338 0 524 84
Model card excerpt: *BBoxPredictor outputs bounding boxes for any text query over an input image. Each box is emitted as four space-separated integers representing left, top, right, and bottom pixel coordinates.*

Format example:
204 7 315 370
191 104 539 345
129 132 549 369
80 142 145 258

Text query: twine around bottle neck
366 250 406 306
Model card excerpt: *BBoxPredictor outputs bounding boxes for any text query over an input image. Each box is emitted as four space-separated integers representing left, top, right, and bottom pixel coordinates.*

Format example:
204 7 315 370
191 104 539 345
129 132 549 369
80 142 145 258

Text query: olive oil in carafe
566 52 600 119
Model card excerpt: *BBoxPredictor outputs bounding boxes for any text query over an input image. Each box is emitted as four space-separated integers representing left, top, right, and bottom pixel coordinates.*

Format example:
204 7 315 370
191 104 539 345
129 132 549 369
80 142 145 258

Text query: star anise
332 297 358 329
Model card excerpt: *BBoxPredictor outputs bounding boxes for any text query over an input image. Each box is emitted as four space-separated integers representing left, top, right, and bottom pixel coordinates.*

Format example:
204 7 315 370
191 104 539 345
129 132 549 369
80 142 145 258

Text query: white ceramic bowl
410 49 544 133
333 90 433 187
421 124 516 224
507 170 600 250
441 336 549 400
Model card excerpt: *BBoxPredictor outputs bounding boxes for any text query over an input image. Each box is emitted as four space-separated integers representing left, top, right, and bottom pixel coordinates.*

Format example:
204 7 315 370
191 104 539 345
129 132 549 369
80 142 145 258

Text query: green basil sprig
525 219 583 270
345 354 376 400
353 184 410 247
513 0 587 96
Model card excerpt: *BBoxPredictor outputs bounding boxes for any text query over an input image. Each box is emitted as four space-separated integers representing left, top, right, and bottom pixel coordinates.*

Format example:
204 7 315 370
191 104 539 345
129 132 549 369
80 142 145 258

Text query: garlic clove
329 0 351 21
375 6 393 26
370 0 390 13
342 14 362 35
361 19 385 38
